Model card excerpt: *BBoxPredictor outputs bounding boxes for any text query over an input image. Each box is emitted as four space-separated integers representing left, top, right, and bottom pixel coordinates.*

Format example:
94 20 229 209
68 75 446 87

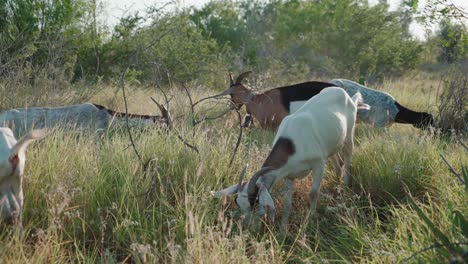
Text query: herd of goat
0 72 434 232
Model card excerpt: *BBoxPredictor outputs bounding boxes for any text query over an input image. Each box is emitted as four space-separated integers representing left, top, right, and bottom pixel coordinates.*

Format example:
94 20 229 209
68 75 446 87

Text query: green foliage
188 0 424 80
190 0 245 51
0 0 85 78
0 0 437 85
437 20 468 63
273 0 423 79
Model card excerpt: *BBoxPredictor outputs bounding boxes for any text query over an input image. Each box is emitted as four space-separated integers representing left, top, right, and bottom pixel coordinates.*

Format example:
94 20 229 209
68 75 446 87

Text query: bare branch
228 100 243 167
457 138 468 152
193 108 232 126
181 82 196 129
401 242 468 263
439 153 464 184
176 134 199 154
192 89 232 107
120 66 144 165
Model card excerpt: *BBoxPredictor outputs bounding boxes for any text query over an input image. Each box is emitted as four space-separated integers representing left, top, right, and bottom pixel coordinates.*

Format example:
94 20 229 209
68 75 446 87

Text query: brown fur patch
262 137 296 169
247 89 289 129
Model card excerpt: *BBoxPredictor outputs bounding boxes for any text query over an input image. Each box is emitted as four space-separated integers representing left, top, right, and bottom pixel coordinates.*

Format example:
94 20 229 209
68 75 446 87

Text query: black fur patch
394 102 434 128
278 81 336 112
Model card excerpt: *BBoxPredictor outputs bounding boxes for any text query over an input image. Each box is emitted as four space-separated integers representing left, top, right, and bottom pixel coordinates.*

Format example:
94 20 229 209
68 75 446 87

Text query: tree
437 20 468 63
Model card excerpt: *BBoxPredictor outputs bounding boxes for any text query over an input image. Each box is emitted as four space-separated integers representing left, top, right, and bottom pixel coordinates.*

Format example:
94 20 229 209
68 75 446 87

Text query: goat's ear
10 129 48 159
235 71 252 85
210 184 239 198
258 186 275 221
229 72 234 86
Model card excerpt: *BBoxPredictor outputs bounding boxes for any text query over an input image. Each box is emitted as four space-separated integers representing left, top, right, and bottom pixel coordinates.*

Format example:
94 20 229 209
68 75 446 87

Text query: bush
437 64 468 135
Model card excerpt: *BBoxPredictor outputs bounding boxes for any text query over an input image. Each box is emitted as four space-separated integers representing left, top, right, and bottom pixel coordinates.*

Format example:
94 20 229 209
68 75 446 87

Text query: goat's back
274 87 357 159
0 103 110 135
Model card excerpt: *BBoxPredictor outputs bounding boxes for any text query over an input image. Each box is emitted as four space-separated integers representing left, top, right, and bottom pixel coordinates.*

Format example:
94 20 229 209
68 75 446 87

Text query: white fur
213 87 369 232
289 100 308 114
0 128 47 226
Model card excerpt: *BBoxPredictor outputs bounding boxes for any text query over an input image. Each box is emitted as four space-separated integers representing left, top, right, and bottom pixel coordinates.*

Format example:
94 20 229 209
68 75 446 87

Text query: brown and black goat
223 71 336 129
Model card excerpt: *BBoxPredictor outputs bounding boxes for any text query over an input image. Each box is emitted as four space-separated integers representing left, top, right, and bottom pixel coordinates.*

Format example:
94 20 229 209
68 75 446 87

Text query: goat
212 87 370 232
329 79 434 128
0 128 47 226
222 71 336 129
220 72 433 129
0 102 172 136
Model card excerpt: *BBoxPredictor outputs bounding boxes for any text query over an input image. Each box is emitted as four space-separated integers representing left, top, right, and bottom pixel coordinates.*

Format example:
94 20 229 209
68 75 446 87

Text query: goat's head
211 165 275 229
226 71 253 110
151 97 173 130
0 128 47 225
414 112 435 129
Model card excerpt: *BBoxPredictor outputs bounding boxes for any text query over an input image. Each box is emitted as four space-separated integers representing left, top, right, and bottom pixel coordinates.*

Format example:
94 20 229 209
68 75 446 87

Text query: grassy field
0 73 466 263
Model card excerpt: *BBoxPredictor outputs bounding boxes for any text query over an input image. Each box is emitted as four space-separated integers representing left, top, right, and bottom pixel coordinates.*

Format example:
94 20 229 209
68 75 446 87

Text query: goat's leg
330 154 343 179
242 114 254 128
280 179 294 232
342 137 354 186
309 161 326 215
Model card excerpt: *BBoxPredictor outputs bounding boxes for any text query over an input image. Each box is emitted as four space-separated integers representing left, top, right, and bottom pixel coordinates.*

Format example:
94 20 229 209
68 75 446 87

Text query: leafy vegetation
2 0 466 86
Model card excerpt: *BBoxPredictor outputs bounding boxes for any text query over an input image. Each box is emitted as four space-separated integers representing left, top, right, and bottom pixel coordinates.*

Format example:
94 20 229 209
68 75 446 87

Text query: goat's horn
237 163 249 192
150 97 173 129
235 71 252 85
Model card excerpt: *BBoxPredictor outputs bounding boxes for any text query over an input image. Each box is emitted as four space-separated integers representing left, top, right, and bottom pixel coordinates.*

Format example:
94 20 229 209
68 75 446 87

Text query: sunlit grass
0 73 466 262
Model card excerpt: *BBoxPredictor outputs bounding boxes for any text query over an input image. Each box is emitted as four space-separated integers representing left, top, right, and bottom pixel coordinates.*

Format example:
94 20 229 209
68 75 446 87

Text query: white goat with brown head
213 87 369 232
0 128 47 226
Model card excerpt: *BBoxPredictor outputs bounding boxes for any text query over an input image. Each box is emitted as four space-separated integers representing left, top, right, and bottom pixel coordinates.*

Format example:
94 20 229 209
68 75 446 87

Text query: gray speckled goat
329 79 434 128
0 102 171 136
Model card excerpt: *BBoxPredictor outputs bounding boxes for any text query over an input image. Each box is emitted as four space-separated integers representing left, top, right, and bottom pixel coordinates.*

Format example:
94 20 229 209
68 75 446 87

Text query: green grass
0 75 466 263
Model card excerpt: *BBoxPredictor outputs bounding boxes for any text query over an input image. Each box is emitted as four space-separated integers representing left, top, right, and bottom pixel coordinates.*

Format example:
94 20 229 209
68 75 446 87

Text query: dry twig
439 153 465 184
401 242 468 263
120 66 144 165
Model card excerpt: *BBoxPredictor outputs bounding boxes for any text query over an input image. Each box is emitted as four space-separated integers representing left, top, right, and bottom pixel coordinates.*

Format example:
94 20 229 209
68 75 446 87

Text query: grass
0 73 466 263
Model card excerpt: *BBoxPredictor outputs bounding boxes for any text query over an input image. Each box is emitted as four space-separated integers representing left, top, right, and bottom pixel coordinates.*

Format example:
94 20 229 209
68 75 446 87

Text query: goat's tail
10 129 48 158
352 92 371 110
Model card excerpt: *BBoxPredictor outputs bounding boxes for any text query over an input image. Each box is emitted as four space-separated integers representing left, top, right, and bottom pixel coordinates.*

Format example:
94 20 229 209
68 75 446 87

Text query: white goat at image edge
0 128 47 226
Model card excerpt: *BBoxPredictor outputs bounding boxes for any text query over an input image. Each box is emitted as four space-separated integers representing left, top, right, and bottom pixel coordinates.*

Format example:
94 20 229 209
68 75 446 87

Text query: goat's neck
110 115 154 127
243 92 258 114
237 88 254 104
257 170 278 191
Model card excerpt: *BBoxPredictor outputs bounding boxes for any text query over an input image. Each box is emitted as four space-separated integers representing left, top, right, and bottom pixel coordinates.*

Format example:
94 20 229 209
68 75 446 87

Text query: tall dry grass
0 72 466 263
